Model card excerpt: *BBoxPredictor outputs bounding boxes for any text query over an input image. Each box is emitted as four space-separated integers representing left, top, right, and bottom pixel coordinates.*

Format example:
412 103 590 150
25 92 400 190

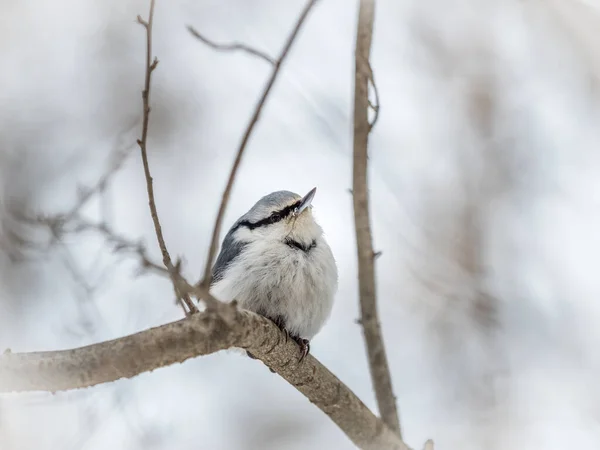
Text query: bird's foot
291 336 310 363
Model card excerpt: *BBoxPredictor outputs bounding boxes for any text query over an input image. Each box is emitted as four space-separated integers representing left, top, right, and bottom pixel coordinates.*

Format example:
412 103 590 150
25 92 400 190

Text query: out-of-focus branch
73 216 200 315
198 0 320 288
423 439 435 450
72 217 168 276
61 119 139 227
0 302 409 450
136 0 197 315
187 26 275 65
31 212 168 280
352 0 402 438
11 119 138 257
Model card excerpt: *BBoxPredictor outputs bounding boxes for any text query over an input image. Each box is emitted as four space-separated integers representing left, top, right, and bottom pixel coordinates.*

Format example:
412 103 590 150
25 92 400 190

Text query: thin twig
366 61 380 131
352 0 402 438
136 1 168 270
91 219 191 315
187 26 275 65
72 217 168 276
199 0 320 288
23 120 139 249
137 0 198 314
64 125 138 226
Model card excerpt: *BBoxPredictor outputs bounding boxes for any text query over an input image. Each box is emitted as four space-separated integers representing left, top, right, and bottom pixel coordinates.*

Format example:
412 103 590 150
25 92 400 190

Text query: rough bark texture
352 0 402 438
0 303 409 450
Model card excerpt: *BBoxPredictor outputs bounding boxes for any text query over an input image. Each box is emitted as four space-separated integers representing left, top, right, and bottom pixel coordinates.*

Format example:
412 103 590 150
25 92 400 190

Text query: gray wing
211 227 247 284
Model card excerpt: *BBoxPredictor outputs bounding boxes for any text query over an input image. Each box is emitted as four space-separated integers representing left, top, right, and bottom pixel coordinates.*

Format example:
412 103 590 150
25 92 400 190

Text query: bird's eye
270 213 281 223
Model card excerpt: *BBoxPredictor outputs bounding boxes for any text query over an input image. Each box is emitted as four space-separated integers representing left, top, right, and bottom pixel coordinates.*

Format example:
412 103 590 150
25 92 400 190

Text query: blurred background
2 0 600 448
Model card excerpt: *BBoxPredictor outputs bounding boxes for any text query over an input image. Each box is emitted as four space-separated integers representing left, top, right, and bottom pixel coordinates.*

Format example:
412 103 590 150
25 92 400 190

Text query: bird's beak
295 187 317 215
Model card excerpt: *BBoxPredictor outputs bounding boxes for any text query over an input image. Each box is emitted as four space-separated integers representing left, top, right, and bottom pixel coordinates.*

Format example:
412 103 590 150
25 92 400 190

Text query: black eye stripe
285 238 317 253
238 200 302 230
276 200 301 219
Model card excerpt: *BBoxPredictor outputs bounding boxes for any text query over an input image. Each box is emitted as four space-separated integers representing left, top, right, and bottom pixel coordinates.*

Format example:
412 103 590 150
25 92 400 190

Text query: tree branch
198 0 319 288
187 26 275 65
352 0 402 438
136 1 169 271
0 303 409 450
423 439 435 450
63 122 138 227
136 0 197 315
71 217 168 276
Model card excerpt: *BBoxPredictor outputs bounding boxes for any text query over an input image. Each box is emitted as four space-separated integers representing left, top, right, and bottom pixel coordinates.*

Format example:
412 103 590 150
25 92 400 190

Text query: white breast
210 237 338 340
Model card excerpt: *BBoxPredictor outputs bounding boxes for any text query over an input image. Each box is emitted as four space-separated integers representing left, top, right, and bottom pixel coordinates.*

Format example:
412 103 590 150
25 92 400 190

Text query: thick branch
352 0 402 437
199 0 319 287
0 304 408 450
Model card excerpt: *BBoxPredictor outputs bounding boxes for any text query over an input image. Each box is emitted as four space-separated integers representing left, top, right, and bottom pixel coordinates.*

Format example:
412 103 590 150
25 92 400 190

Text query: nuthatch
210 187 338 361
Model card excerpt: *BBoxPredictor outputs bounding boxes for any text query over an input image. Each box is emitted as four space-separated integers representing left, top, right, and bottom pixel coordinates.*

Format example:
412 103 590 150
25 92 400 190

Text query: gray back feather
211 227 247 283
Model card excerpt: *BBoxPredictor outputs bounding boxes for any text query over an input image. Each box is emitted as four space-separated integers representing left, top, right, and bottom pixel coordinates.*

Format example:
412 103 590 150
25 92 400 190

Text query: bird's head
233 187 322 251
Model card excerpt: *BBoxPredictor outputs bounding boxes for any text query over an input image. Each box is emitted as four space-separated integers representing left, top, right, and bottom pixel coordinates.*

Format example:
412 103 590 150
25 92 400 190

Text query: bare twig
65 136 137 227
72 217 168 276
352 0 402 438
366 61 380 131
187 26 275 65
136 0 197 314
136 1 169 270
88 219 191 316
14 120 139 255
0 302 409 450
35 209 190 317
199 0 320 288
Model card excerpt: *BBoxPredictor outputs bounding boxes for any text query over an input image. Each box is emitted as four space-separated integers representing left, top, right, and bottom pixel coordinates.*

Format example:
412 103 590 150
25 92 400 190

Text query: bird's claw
292 336 310 363
269 317 309 362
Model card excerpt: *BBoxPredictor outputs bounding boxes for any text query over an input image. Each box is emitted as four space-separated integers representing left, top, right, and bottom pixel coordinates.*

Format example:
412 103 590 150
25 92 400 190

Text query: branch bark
0 303 408 450
199 0 319 288
352 0 402 438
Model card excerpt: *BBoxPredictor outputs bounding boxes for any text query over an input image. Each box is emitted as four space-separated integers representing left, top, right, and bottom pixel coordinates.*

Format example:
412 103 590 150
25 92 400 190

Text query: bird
210 187 338 363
